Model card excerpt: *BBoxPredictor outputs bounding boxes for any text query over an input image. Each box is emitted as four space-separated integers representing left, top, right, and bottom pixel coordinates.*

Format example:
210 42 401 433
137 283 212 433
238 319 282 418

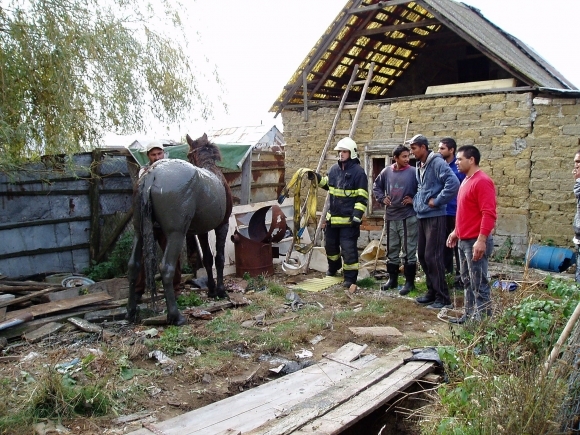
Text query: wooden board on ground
0 308 98 340
5 292 112 321
68 317 103 333
244 354 407 435
87 278 130 300
292 361 434 434
84 307 128 323
127 343 378 435
325 342 367 364
349 326 403 337
23 322 65 343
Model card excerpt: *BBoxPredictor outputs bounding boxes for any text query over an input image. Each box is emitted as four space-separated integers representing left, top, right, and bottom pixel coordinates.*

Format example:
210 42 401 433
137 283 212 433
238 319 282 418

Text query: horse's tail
138 174 157 302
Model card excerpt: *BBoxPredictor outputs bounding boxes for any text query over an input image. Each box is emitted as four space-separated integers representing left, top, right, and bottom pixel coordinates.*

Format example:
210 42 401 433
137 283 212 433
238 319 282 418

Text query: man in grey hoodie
407 134 460 309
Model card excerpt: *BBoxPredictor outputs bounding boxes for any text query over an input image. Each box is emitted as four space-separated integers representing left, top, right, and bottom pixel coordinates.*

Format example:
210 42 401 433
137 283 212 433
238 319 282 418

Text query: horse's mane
186 133 222 175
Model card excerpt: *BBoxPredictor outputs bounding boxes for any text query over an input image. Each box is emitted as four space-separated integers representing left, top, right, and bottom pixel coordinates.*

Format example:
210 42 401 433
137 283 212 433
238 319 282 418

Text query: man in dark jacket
408 134 460 309
311 137 369 287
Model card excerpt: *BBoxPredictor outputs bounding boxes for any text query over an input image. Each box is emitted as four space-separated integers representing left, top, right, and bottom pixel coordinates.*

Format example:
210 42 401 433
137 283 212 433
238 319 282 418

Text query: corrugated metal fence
0 148 285 279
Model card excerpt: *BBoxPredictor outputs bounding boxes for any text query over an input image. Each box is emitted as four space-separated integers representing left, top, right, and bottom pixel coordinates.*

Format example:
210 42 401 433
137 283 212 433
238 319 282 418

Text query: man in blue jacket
408 134 460 309
438 137 465 287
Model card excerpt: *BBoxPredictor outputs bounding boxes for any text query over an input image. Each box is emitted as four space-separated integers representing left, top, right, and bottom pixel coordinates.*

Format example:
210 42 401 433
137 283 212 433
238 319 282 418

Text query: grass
1 268 576 434
416 277 580 435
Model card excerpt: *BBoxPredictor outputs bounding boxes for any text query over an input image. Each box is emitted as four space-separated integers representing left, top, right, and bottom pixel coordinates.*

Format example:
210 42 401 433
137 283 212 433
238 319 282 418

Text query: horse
127 133 233 325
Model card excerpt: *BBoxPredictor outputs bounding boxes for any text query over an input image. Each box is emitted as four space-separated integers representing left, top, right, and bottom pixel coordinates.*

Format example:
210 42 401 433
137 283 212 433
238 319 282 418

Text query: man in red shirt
446 145 497 323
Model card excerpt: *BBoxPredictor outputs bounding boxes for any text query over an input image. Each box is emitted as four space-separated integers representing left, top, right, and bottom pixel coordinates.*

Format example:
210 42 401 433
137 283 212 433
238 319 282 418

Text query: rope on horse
278 168 319 254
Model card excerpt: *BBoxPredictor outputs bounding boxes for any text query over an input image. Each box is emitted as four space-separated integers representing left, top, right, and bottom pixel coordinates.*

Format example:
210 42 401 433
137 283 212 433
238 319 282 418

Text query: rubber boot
399 263 416 296
381 263 399 291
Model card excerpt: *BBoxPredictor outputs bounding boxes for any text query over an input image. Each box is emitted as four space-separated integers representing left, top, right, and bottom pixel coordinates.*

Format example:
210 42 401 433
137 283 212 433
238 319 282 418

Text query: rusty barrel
231 230 274 277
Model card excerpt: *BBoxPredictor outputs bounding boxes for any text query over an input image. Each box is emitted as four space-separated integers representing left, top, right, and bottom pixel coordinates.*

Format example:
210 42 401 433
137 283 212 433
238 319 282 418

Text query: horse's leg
214 223 229 298
159 232 186 326
127 233 143 323
198 233 217 298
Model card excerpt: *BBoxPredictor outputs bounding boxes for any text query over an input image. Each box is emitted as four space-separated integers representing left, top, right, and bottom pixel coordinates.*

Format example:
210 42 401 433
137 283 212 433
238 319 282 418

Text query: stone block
496 213 528 236
562 125 580 135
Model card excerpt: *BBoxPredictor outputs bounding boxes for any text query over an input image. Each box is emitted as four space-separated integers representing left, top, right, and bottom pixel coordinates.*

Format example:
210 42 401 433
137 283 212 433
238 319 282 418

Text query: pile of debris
0 275 250 350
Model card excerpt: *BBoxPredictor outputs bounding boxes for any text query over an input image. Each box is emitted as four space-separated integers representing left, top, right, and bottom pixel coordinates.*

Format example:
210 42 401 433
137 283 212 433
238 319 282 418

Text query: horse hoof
217 291 228 299
168 314 187 326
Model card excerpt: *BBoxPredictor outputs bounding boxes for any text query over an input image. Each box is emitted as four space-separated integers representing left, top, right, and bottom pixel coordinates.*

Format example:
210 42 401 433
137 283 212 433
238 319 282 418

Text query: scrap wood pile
0 276 250 349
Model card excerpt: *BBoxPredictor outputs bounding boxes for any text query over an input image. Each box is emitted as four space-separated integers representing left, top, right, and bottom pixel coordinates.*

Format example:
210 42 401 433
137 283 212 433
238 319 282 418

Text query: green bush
85 231 134 281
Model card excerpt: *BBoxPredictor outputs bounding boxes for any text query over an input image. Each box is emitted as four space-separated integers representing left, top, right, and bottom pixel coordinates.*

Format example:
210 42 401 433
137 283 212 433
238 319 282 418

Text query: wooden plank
292 361 434 434
0 286 61 308
126 344 376 435
425 78 517 95
239 154 252 205
48 288 82 302
84 307 128 323
244 355 405 435
349 326 403 337
326 342 367 363
5 292 112 321
354 18 440 37
68 317 103 333
86 277 130 300
23 322 65 343
0 308 96 340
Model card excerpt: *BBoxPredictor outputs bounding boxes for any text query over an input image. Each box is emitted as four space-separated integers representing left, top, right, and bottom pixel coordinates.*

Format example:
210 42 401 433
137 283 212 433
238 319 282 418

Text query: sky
107 0 580 144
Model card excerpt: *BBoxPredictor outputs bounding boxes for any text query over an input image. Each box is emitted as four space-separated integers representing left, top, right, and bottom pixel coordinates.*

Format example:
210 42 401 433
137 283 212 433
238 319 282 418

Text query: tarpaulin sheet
129 143 252 171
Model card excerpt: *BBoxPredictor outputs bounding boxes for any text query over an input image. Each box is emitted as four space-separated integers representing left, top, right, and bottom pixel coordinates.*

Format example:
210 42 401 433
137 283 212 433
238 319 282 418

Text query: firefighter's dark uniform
317 158 368 285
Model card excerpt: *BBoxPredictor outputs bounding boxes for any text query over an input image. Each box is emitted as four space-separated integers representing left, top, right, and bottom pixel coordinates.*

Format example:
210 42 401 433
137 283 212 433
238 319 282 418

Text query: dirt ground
0 264 474 435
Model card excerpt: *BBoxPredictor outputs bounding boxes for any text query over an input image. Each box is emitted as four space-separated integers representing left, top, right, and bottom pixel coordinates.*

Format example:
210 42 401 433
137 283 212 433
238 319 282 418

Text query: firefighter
310 138 369 287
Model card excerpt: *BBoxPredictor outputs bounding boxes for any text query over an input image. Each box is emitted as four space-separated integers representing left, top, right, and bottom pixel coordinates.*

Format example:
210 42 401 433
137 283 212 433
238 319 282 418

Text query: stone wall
282 91 580 256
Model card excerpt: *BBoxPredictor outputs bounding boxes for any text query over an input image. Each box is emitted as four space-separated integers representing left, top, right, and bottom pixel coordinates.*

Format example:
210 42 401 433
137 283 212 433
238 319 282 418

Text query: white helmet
334 137 358 159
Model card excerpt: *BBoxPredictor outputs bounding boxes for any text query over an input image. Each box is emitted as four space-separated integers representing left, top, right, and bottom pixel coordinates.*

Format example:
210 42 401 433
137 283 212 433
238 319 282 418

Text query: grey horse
127 133 233 325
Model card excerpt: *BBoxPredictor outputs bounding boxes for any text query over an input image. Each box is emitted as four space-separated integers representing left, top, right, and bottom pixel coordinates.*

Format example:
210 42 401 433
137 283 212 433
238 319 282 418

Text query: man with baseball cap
138 140 165 177
407 134 460 310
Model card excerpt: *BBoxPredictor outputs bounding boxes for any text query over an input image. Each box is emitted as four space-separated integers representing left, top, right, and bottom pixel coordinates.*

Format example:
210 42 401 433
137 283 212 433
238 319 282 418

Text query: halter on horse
127 133 233 325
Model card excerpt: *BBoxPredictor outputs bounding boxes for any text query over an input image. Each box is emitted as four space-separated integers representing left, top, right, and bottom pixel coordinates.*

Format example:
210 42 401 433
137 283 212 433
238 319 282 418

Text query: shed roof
271 0 576 115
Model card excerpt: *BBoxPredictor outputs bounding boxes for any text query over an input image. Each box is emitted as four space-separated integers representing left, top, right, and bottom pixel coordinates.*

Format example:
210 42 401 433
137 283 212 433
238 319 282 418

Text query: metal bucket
231 230 274 277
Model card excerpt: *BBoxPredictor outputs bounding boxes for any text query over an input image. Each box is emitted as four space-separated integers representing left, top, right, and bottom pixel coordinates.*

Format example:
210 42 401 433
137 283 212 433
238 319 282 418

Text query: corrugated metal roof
208 125 284 149
271 0 576 114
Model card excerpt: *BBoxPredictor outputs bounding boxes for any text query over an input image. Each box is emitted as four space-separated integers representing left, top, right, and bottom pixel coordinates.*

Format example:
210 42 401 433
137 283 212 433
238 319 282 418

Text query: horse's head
186 133 222 169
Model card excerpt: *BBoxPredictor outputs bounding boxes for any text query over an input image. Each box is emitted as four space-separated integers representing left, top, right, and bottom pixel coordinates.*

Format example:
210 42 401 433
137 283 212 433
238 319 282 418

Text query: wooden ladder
284 62 375 271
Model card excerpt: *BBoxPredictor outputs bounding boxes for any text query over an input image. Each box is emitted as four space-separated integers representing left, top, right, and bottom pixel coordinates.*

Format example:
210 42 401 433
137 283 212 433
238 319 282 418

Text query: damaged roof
271 0 576 115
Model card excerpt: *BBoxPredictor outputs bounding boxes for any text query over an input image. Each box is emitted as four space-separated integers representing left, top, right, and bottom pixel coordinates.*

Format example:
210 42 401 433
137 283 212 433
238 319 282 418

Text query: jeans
576 244 580 283
386 216 418 265
458 237 494 317
417 216 450 304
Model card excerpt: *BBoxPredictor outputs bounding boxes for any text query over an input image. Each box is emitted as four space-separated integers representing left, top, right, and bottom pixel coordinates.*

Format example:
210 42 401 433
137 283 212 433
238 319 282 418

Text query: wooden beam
0 216 90 231
302 71 308 121
274 0 365 116
355 18 440 37
348 0 413 14
89 150 102 263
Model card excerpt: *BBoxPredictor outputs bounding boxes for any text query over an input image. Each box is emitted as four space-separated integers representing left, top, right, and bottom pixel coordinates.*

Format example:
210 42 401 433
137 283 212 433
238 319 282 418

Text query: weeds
420 278 580 435
84 231 134 280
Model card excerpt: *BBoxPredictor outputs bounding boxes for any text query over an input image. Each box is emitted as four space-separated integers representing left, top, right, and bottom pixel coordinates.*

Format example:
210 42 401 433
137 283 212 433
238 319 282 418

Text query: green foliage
176 292 203 309
267 283 287 297
84 230 134 280
0 0 223 164
491 236 513 262
244 273 268 292
422 279 580 435
356 276 376 288
156 325 199 356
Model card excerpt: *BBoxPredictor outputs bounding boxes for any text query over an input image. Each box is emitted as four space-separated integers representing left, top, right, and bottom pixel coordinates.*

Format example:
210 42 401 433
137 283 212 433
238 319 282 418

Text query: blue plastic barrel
526 245 576 272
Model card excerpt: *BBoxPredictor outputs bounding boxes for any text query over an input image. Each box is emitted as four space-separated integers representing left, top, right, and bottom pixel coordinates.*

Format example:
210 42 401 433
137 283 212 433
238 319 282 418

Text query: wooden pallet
128 343 434 435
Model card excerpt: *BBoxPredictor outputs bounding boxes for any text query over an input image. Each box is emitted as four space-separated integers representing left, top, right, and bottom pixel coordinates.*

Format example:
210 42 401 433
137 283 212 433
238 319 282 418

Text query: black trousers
417 215 450 304
325 224 360 283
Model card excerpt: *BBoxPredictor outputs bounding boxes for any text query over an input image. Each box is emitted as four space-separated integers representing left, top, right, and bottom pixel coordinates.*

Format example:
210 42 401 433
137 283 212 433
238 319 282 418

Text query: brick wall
282 91 580 256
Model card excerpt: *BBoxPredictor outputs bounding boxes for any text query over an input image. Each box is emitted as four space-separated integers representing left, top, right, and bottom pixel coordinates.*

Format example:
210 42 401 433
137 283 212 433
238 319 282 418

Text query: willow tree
0 0 218 163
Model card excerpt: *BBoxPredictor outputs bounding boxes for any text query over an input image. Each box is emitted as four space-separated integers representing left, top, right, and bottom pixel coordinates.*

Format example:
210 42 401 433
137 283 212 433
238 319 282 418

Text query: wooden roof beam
355 18 440 37
348 0 414 15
